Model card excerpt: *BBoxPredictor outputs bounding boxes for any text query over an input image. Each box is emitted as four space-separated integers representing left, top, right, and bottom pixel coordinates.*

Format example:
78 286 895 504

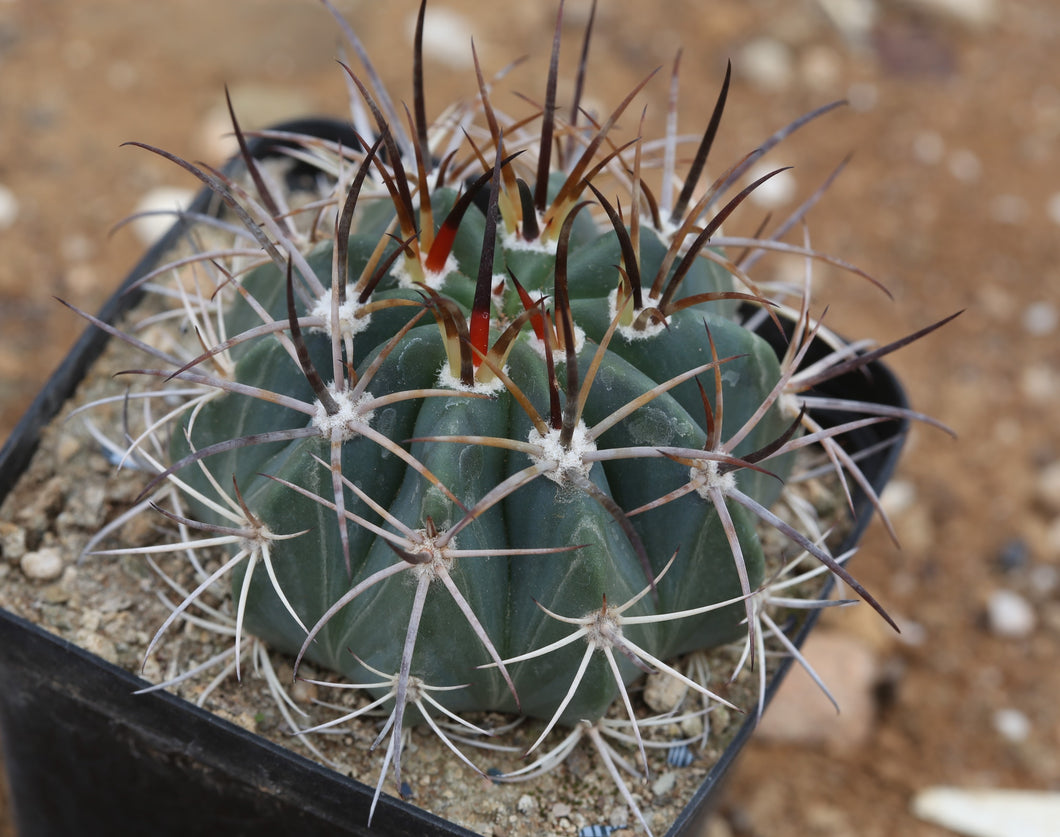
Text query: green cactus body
73 4 936 828
173 169 788 724
41 0 967 827
58 2 955 831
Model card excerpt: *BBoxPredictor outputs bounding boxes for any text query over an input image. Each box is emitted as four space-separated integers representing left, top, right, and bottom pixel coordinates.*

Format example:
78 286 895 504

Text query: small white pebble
987 589 1037 639
1029 562 1059 592
815 0 877 42
59 564 78 588
0 521 27 561
1021 364 1058 403
0 183 19 230
132 187 196 246
913 131 945 165
74 629 119 665
290 679 318 704
607 805 629 827
517 794 535 815
847 82 878 112
1022 301 1058 336
704 818 736 837
800 45 843 92
993 707 1031 743
880 478 916 516
947 148 982 183
1046 192 1060 226
20 547 65 581
738 38 793 92
407 7 475 69
903 0 998 28
913 786 1060 837
1036 461 1060 513
651 771 677 797
746 165 797 209
56 433 83 465
977 284 1016 323
895 617 928 647
644 670 687 713
989 194 1028 225
680 713 704 738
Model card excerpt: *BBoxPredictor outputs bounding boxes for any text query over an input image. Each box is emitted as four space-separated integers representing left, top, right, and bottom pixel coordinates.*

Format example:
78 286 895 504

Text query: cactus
70 1 955 833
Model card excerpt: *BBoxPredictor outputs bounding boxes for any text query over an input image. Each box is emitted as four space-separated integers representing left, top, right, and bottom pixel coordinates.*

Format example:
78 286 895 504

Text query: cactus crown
72 2 955 833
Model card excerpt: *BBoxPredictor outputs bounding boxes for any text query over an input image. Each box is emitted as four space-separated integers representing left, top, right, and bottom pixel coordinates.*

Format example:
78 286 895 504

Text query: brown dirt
2 1 1059 836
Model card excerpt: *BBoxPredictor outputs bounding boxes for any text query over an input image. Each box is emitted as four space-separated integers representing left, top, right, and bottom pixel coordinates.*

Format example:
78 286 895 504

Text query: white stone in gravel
290 679 318 705
20 547 65 581
746 164 797 209
651 771 677 797
1029 563 1059 593
644 670 687 713
847 82 878 112
56 432 82 465
73 628 119 665
1046 192 1060 226
406 7 475 69
986 589 1037 639
814 0 877 42
1021 363 1058 403
901 0 998 27
993 707 1031 743
0 183 19 230
989 194 1028 225
880 478 916 516
680 712 703 739
0 521 27 562
913 130 945 165
1035 460 1060 513
516 794 535 815
895 616 928 647
1022 301 1058 336
703 818 735 837
738 38 793 92
948 148 982 183
913 787 1060 837
132 187 196 246
800 45 843 92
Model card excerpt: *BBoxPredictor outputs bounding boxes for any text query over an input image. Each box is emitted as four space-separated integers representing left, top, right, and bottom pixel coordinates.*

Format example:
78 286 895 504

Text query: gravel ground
3 1 1060 836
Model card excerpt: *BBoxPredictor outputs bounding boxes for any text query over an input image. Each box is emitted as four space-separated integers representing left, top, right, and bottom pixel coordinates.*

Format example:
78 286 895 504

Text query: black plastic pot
0 119 909 837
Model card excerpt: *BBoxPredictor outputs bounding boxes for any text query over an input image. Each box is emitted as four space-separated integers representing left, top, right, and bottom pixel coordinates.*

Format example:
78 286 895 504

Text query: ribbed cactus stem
66 2 958 831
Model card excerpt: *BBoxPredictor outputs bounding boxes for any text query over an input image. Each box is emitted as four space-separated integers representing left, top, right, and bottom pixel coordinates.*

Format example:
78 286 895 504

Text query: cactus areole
67 0 953 829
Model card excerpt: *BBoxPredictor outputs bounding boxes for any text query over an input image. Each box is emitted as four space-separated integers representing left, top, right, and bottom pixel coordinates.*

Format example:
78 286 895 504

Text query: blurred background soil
2 1 1059 835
